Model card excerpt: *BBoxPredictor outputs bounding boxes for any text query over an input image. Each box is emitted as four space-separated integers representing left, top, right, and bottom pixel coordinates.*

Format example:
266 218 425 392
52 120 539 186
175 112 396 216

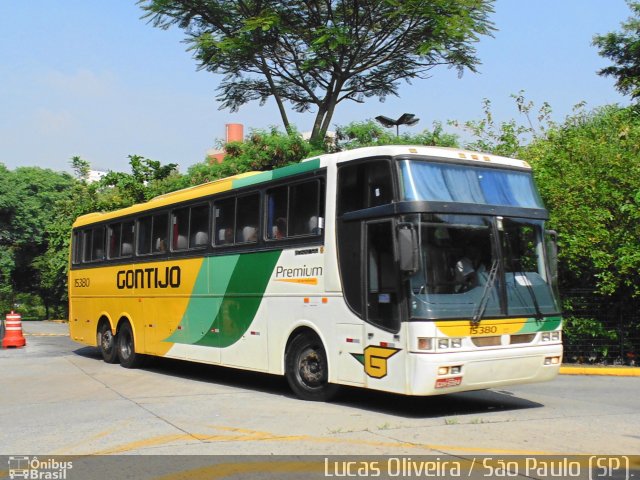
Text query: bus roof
73 145 530 228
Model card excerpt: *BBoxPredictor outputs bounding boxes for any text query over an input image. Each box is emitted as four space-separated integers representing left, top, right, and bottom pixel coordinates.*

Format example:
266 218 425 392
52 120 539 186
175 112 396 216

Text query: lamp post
375 113 420 136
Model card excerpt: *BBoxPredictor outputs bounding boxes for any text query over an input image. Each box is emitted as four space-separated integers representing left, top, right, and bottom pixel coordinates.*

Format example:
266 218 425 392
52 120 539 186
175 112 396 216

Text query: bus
69 145 562 401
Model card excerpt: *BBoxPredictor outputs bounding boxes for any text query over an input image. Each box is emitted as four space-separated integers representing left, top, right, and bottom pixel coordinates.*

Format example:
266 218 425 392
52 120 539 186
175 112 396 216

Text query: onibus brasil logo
8 456 73 479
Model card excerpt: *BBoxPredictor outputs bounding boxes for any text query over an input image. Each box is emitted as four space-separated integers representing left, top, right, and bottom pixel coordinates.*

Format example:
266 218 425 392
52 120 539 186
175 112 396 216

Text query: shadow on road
73 346 543 418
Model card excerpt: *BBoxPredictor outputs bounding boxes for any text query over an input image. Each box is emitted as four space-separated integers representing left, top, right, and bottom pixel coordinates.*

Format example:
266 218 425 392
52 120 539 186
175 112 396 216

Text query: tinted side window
121 221 134 257
290 181 321 236
172 207 190 251
189 204 210 248
137 216 152 255
107 223 122 259
214 197 236 246
266 180 323 240
83 226 105 262
266 186 288 239
236 194 260 243
337 160 393 215
151 213 169 253
72 231 82 264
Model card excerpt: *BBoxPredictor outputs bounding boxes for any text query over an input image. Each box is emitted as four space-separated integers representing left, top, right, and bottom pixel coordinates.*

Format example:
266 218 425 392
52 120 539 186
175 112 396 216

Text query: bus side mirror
397 223 419 274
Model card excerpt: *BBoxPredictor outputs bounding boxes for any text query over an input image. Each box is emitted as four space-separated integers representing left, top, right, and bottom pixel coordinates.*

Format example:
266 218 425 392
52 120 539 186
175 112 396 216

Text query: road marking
88 424 555 456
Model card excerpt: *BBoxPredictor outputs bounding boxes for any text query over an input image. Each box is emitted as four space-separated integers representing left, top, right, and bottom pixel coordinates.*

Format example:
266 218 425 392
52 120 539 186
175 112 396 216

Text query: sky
0 0 632 174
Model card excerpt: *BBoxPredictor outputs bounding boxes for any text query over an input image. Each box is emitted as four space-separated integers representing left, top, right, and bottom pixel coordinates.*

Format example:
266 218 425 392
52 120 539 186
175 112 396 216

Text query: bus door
363 220 405 392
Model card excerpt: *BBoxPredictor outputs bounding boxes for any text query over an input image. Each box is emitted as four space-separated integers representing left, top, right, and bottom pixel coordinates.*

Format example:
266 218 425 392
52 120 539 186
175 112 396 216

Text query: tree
139 0 495 143
524 105 640 299
187 127 314 184
335 119 458 150
98 154 182 209
593 1 640 100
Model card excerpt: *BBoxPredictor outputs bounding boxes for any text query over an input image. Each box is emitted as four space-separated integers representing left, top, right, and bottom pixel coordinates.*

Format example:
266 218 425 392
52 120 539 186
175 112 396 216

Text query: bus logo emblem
352 345 400 379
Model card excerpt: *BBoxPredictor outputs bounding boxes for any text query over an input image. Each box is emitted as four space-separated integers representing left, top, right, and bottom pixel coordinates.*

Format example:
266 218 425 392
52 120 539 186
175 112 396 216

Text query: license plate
435 376 462 389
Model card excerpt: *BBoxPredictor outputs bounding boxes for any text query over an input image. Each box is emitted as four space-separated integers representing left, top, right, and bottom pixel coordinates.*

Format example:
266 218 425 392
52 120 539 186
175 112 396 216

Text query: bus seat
176 234 188 250
194 231 208 246
121 242 133 256
242 226 257 242
309 215 322 234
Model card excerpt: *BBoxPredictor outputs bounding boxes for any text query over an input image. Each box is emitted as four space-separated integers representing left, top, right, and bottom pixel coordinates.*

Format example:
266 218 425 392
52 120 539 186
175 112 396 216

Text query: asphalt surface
1 321 638 457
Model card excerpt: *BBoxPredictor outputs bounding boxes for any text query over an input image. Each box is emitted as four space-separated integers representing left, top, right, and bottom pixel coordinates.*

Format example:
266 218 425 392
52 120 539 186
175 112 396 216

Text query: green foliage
139 0 495 142
98 155 182 209
335 120 459 150
562 316 619 361
593 1 640 100
451 91 554 157
186 127 314 185
524 105 640 298
0 164 77 316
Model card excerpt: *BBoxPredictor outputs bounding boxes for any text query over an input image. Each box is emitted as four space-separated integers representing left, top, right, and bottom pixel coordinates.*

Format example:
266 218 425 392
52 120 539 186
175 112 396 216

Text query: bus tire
285 332 339 401
117 322 145 369
97 321 119 364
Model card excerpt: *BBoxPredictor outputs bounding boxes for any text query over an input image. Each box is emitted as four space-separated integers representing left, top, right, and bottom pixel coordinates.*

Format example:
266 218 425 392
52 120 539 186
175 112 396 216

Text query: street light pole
375 113 420 137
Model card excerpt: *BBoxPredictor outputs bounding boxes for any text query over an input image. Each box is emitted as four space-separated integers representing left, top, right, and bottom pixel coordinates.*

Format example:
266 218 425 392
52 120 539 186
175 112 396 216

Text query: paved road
1 321 638 456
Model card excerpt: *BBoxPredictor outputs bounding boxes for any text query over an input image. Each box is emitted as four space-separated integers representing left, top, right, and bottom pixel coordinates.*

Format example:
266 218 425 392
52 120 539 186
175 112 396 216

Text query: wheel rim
296 346 324 389
120 330 132 360
100 328 113 353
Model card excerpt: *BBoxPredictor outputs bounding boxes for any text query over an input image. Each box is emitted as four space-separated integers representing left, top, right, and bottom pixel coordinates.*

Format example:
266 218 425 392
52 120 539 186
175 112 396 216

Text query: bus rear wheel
97 322 118 364
285 333 339 401
117 322 145 369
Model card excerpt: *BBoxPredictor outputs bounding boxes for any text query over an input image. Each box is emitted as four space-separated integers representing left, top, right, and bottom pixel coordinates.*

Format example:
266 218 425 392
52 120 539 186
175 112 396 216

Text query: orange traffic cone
2 311 26 348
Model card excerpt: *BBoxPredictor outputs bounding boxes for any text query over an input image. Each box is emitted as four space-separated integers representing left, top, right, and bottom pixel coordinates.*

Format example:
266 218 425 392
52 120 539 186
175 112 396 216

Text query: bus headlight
417 337 464 351
541 331 561 342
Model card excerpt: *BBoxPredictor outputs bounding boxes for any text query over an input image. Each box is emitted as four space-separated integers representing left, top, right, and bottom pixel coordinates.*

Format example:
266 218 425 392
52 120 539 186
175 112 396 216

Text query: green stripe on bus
165 255 240 344
194 250 282 348
231 159 321 189
518 315 562 333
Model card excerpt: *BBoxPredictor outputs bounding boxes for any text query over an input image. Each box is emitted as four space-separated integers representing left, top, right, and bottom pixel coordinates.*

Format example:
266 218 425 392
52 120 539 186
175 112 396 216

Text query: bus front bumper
407 344 563 396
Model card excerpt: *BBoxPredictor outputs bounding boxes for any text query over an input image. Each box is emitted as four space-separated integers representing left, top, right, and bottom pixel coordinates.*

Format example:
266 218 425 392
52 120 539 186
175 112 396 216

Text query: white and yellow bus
69 146 562 401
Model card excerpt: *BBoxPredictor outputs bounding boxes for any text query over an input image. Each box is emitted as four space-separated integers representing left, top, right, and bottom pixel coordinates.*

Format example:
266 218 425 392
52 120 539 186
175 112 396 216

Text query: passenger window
236 193 259 243
137 216 152 255
172 207 190 251
189 204 209 248
72 231 82 264
152 213 169 253
338 160 394 215
107 223 122 259
266 186 288 239
82 230 93 262
266 180 323 240
88 226 105 262
121 221 134 257
214 197 236 245
290 181 321 236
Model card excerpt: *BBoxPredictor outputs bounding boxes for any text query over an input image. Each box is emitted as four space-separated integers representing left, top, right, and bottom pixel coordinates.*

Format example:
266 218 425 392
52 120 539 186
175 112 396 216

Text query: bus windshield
399 160 544 208
408 214 560 320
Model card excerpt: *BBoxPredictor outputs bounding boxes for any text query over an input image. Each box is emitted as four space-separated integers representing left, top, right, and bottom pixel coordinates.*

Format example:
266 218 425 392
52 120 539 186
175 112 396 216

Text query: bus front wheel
117 322 145 369
97 322 118 364
285 333 339 401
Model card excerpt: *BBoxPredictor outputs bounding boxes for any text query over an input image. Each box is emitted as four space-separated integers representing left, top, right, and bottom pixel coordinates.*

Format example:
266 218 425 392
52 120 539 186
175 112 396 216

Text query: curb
560 366 640 377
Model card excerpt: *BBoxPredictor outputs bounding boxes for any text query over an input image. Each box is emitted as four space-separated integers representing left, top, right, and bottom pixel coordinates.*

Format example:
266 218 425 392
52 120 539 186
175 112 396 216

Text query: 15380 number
469 325 497 335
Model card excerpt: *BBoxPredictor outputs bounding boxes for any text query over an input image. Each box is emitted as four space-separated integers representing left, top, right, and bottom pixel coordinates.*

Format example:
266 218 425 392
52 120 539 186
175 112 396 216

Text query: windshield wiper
471 258 499 326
